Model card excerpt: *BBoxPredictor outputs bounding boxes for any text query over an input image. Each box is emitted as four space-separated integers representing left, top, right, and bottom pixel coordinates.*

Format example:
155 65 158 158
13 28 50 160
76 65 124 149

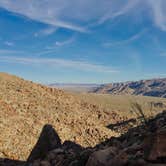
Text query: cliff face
94 78 166 98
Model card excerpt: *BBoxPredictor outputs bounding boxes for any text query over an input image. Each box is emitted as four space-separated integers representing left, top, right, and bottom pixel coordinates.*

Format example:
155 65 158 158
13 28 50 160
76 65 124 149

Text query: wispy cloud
97 0 139 25
45 36 75 50
0 0 165 33
34 27 57 37
0 56 119 73
148 0 166 31
0 49 20 54
145 73 166 78
55 37 75 47
0 0 88 32
34 50 57 57
103 29 146 47
4 41 14 46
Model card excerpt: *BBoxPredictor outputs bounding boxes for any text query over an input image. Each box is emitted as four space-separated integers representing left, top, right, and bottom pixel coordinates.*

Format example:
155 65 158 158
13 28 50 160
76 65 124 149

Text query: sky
0 0 166 84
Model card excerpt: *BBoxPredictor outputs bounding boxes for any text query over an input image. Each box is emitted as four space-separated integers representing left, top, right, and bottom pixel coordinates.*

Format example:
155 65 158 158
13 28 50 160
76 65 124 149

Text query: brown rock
108 151 128 166
144 130 166 162
86 146 118 166
40 160 51 166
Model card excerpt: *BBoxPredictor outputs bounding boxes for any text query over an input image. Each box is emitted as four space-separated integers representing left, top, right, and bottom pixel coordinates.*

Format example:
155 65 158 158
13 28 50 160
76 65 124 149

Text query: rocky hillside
0 72 124 160
94 78 166 98
1 110 166 166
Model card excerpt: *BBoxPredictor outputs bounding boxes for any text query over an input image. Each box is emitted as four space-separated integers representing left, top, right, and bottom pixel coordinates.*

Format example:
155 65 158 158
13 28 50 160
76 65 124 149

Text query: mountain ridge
93 78 166 98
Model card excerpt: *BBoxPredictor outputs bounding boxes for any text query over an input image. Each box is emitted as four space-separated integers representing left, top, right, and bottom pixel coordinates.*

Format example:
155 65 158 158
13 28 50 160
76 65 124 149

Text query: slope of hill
1 111 166 165
0 73 166 161
94 78 166 98
0 73 122 160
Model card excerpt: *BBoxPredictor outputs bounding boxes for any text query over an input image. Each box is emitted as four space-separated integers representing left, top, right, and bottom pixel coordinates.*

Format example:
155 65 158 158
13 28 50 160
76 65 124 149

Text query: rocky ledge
1 111 166 166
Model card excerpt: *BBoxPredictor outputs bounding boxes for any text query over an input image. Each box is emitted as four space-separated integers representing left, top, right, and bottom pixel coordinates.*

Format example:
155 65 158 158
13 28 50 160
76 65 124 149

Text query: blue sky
0 0 166 83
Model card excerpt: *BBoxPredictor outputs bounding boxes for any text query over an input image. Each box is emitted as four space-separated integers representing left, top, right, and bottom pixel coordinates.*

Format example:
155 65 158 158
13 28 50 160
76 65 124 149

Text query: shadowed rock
63 140 83 153
0 158 26 166
144 130 166 162
107 118 136 131
27 124 61 162
86 146 119 166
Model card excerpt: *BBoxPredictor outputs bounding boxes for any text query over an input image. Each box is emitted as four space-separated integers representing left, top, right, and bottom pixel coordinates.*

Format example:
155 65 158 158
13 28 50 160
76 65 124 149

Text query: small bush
130 102 148 125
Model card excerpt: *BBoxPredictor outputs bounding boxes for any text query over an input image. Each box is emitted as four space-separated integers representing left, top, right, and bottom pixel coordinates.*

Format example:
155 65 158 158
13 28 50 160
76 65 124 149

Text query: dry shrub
130 102 148 125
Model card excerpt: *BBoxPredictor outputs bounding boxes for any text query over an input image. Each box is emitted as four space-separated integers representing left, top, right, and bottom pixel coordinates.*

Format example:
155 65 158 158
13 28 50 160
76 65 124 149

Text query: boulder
86 146 118 166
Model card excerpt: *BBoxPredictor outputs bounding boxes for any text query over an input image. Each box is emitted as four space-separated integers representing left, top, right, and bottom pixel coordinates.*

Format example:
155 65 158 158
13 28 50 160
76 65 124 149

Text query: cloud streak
148 0 166 31
45 36 75 49
103 29 146 47
55 37 74 47
0 0 166 32
97 0 139 25
0 56 119 73
0 0 88 32
4 41 14 46
0 49 21 54
34 26 57 37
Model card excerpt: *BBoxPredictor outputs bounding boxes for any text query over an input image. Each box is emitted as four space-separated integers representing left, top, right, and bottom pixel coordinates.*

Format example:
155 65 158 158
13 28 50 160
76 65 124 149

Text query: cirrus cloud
0 0 166 32
0 55 119 73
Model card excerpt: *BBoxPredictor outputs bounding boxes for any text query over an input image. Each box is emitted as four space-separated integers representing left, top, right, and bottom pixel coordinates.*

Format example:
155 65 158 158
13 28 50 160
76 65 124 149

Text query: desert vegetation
74 93 166 119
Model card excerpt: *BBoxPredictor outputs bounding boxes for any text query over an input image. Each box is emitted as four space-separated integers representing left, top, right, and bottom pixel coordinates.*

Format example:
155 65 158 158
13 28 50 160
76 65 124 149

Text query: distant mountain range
50 78 166 98
93 78 166 98
49 83 100 92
